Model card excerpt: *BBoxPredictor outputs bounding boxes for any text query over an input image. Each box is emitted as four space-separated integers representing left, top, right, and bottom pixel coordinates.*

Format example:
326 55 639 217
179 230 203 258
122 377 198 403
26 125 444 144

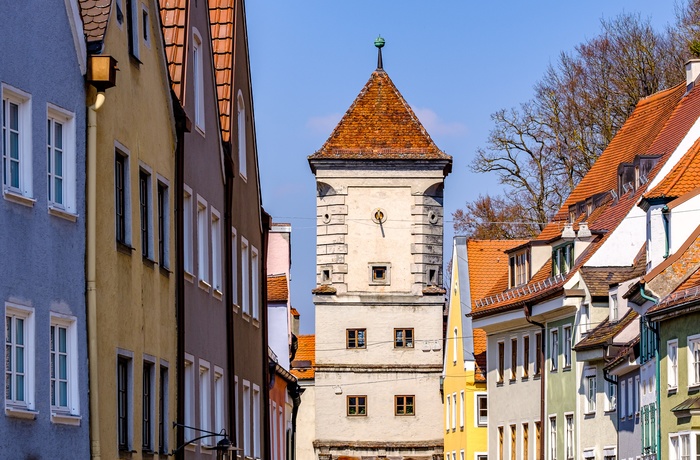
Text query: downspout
524 303 546 460
287 383 304 460
661 206 670 259
261 210 272 460
87 90 106 460
640 284 660 460
222 143 236 449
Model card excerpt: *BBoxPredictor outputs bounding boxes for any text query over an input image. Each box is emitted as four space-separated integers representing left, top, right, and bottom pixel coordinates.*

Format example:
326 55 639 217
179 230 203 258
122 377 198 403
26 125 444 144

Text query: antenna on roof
374 35 385 70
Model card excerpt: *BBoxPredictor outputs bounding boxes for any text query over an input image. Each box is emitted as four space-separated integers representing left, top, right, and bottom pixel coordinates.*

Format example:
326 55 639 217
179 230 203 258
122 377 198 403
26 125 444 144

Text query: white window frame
243 380 251 456
687 334 700 388
114 142 132 245
183 185 193 276
211 207 222 294
231 227 238 308
5 303 36 414
184 354 195 443
550 328 559 372
196 196 209 289
605 379 616 412
562 325 572 370
459 390 465 429
627 377 634 418
46 104 77 216
620 379 626 419
49 313 80 420
241 237 250 316
138 164 153 260
635 375 641 414
156 176 170 268
610 292 619 322
254 383 262 459
585 368 597 414
116 350 134 451
237 91 247 180
474 392 487 427
668 339 679 390
234 376 239 448
445 391 451 431
199 360 211 444
252 246 259 320
451 392 457 430
565 413 574 460
214 367 225 434
192 28 205 134
2 84 33 203
549 415 557 460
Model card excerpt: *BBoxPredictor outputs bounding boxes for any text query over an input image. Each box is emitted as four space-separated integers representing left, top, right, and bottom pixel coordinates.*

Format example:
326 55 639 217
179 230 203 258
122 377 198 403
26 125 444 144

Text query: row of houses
444 60 700 460
1 1 298 459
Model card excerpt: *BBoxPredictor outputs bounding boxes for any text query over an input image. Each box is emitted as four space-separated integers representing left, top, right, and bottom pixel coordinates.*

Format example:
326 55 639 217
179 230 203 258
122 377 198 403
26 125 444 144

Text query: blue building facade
0 0 89 457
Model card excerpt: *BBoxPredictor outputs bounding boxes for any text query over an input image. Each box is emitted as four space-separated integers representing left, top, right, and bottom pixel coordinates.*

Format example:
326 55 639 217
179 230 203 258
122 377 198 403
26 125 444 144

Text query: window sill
509 378 517 384
252 318 260 328
3 189 35 207
143 256 156 268
232 303 240 314
117 241 135 255
496 381 504 387
198 279 211 293
604 409 616 415
668 387 677 395
242 312 251 322
563 366 572 372
48 206 78 222
688 383 700 391
184 271 195 283
51 412 82 426
159 266 171 277
195 124 206 137
583 411 596 417
522 376 529 382
5 406 38 420
213 289 223 301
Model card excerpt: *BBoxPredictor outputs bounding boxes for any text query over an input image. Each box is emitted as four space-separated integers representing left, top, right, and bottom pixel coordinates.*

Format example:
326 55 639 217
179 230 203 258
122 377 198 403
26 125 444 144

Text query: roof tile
291 334 315 380
78 0 112 47
267 274 288 303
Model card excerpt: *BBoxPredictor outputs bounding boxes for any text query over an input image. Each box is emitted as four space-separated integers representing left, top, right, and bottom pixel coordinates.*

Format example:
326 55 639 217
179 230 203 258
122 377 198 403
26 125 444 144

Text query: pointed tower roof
309 46 451 166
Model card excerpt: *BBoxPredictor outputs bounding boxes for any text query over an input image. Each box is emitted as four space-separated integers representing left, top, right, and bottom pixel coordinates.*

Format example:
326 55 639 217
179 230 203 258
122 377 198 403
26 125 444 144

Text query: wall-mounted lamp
171 422 240 460
87 55 118 92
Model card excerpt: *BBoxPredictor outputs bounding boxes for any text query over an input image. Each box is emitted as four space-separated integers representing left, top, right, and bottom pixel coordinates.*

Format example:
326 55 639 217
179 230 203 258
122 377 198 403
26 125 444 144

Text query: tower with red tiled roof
307 39 451 459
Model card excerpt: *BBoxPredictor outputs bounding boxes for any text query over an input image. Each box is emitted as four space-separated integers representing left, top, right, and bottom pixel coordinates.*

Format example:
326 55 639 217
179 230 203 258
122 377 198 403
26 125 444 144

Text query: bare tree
453 195 540 239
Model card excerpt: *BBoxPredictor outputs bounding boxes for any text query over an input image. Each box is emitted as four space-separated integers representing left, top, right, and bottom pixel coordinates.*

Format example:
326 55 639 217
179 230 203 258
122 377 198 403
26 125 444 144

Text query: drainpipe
524 304 546 460
87 90 106 460
261 210 272 459
661 206 670 259
222 143 236 449
640 284 660 460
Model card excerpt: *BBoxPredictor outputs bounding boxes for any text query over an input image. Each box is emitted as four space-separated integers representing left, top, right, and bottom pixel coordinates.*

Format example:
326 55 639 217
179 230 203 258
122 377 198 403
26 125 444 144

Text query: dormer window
552 243 573 276
634 155 661 189
509 250 530 288
618 163 635 196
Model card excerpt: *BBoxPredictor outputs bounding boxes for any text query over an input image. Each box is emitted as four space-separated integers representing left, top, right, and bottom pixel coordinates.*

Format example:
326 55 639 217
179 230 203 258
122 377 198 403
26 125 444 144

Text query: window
241 237 249 314
5 304 35 411
117 355 132 451
509 250 530 287
369 264 391 285
139 169 152 259
586 370 597 413
199 362 211 439
552 243 573 276
231 227 238 306
688 334 700 387
211 208 222 292
523 335 530 378
605 380 617 411
346 328 366 349
511 425 517 460
498 341 505 383
395 328 414 348
214 368 225 433
535 421 542 460
499 426 504 460
580 303 590 333
192 30 205 132
47 105 76 214
451 393 457 430
395 395 415 416
197 197 209 285
243 380 251 456
157 180 169 268
184 356 194 441
550 329 559 372
183 185 193 274
620 380 626 419
234 376 239 448
563 326 571 370
549 416 557 460
453 327 458 364
347 395 366 416
446 392 451 431
565 414 574 460
476 394 488 426
523 422 529 460
627 377 634 418
668 339 679 389
141 4 149 44
635 375 640 413
252 246 259 319
159 365 168 454
511 338 518 381
115 149 129 244
142 361 154 451
49 315 79 416
125 0 139 59
669 433 692 460
610 294 619 322
2 84 32 199
237 91 246 178
459 390 465 428
535 332 542 377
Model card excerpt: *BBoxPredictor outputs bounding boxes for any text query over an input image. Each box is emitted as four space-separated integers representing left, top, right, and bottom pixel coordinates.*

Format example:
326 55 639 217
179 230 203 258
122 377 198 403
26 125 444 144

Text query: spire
374 35 385 70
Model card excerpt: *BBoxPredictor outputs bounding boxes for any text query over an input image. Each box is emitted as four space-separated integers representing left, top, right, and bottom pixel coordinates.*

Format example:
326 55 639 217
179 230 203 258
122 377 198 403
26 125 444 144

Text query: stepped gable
309 70 451 166
267 274 288 303
573 309 638 351
290 334 315 380
466 239 528 309
209 0 234 143
78 0 112 50
473 328 487 383
159 0 188 99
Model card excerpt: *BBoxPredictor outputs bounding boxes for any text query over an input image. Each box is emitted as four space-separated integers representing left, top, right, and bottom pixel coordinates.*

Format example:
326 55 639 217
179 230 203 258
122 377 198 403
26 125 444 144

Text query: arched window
237 91 246 179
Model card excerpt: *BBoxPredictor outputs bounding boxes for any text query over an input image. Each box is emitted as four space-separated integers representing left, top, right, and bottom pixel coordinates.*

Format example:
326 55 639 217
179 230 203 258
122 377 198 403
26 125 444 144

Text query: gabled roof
267 274 288 303
574 309 638 351
209 0 234 143
466 239 528 308
159 0 188 99
78 0 112 52
580 248 646 298
290 334 315 380
309 70 451 165
644 137 700 201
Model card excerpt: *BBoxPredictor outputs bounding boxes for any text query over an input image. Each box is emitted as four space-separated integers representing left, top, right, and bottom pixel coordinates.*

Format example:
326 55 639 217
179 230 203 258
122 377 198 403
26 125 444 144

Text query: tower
308 39 452 460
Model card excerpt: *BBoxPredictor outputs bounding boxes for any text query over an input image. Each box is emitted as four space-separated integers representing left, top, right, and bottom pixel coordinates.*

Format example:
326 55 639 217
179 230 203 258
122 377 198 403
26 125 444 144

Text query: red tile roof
644 137 700 201
309 70 451 163
573 309 638 351
159 0 188 99
267 274 288 303
473 328 487 383
209 0 234 143
311 284 336 295
290 334 315 380
290 307 300 317
466 239 528 308
78 0 112 48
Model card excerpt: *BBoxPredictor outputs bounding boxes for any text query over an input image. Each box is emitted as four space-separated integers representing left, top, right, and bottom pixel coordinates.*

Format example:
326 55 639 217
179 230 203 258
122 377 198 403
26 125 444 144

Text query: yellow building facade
443 237 488 460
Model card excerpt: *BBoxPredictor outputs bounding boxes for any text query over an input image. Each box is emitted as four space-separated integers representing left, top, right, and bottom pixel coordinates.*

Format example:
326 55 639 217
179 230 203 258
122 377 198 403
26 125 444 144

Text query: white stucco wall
269 304 291 369
295 383 316 460
586 205 647 267
670 195 700 256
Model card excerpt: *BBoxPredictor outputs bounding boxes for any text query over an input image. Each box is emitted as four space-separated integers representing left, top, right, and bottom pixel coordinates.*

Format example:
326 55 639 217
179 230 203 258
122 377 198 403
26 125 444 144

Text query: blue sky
246 1 679 334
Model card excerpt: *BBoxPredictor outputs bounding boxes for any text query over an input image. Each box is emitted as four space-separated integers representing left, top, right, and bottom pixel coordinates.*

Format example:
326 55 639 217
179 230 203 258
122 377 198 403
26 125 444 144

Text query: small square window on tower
369 263 391 285
320 266 332 285
427 266 439 285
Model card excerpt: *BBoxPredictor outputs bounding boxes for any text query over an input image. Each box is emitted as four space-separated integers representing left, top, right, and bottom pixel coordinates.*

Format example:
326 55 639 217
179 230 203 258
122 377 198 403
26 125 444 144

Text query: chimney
686 59 700 92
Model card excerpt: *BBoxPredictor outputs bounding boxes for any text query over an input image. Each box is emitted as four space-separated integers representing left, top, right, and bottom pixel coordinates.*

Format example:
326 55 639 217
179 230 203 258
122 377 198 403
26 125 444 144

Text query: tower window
369 264 391 285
